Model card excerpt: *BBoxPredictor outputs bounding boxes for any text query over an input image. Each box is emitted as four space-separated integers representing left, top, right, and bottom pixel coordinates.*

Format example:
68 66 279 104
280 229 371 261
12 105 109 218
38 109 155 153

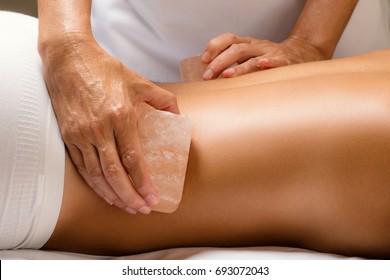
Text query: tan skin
38 0 358 215
43 50 390 259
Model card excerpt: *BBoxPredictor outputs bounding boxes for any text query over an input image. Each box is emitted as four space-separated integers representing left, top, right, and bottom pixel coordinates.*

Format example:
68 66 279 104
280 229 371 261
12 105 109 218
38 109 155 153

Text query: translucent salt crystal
136 103 192 213
180 55 208 82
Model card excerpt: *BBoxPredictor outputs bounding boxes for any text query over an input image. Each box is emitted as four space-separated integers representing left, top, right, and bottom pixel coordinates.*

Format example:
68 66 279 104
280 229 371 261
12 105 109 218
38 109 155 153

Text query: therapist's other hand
39 34 179 214
201 33 328 80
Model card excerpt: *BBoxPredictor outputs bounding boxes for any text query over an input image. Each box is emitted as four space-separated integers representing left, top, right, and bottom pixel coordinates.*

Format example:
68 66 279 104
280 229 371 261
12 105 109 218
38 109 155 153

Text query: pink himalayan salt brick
136 103 192 213
180 55 208 82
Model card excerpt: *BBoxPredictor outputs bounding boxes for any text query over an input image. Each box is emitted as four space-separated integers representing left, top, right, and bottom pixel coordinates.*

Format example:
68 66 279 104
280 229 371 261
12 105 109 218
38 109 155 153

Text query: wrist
37 0 94 55
283 34 333 61
38 30 96 65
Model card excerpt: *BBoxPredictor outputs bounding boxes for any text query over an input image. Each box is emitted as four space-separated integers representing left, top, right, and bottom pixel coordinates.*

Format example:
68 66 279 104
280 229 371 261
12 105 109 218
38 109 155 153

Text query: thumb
143 85 180 114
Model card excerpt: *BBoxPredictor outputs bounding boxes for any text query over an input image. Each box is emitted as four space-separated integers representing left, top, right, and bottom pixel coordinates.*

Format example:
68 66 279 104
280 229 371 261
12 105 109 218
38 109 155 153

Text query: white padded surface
0 246 362 260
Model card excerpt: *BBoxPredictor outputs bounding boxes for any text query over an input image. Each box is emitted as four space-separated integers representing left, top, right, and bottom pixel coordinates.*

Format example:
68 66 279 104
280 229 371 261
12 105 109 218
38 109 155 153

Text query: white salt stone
136 103 192 213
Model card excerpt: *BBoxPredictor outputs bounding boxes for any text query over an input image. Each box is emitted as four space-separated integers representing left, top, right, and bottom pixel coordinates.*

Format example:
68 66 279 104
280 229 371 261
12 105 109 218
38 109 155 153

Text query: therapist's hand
40 34 179 215
201 33 327 80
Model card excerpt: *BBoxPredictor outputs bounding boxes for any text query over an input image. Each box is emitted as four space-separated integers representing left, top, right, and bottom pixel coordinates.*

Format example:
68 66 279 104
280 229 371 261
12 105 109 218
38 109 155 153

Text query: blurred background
1 0 390 22
0 0 37 17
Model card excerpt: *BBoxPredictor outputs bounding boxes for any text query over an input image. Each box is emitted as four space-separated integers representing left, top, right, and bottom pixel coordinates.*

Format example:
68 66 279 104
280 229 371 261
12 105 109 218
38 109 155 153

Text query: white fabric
0 12 65 250
334 0 390 58
91 0 390 82
91 0 305 82
0 246 361 260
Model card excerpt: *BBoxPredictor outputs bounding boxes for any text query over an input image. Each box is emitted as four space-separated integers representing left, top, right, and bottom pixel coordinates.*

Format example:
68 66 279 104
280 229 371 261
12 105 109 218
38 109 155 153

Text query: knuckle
60 125 78 143
88 167 104 180
103 163 121 181
224 32 237 41
230 43 245 56
208 33 231 48
121 149 139 169
63 119 102 141
109 104 131 122
60 127 72 142
88 119 103 138
75 164 88 176
206 39 217 50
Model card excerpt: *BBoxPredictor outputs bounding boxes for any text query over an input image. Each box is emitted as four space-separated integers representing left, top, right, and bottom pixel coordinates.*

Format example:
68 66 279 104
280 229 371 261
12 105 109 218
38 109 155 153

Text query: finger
67 144 114 205
67 144 91 186
203 42 259 80
96 140 151 214
113 106 160 210
222 57 261 78
142 85 180 114
258 56 291 70
82 144 136 213
202 33 250 64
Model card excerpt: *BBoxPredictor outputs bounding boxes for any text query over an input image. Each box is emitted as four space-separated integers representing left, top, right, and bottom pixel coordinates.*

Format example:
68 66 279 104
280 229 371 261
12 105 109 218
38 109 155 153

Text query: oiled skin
44 50 390 258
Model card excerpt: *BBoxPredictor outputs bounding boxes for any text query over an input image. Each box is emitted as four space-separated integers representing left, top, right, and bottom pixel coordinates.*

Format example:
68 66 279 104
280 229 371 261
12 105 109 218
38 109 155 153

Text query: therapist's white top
92 0 390 82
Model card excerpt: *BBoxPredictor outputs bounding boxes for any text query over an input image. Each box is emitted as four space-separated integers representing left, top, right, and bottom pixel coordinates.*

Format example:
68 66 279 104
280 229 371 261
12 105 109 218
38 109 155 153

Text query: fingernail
145 194 159 206
125 207 137 215
103 197 113 205
201 52 210 63
138 206 152 215
203 69 213 80
258 58 269 69
223 68 236 78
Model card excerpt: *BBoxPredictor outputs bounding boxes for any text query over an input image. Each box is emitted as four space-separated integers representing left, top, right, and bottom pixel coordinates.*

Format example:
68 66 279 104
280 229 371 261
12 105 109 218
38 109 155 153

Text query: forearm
38 0 93 56
288 0 358 59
